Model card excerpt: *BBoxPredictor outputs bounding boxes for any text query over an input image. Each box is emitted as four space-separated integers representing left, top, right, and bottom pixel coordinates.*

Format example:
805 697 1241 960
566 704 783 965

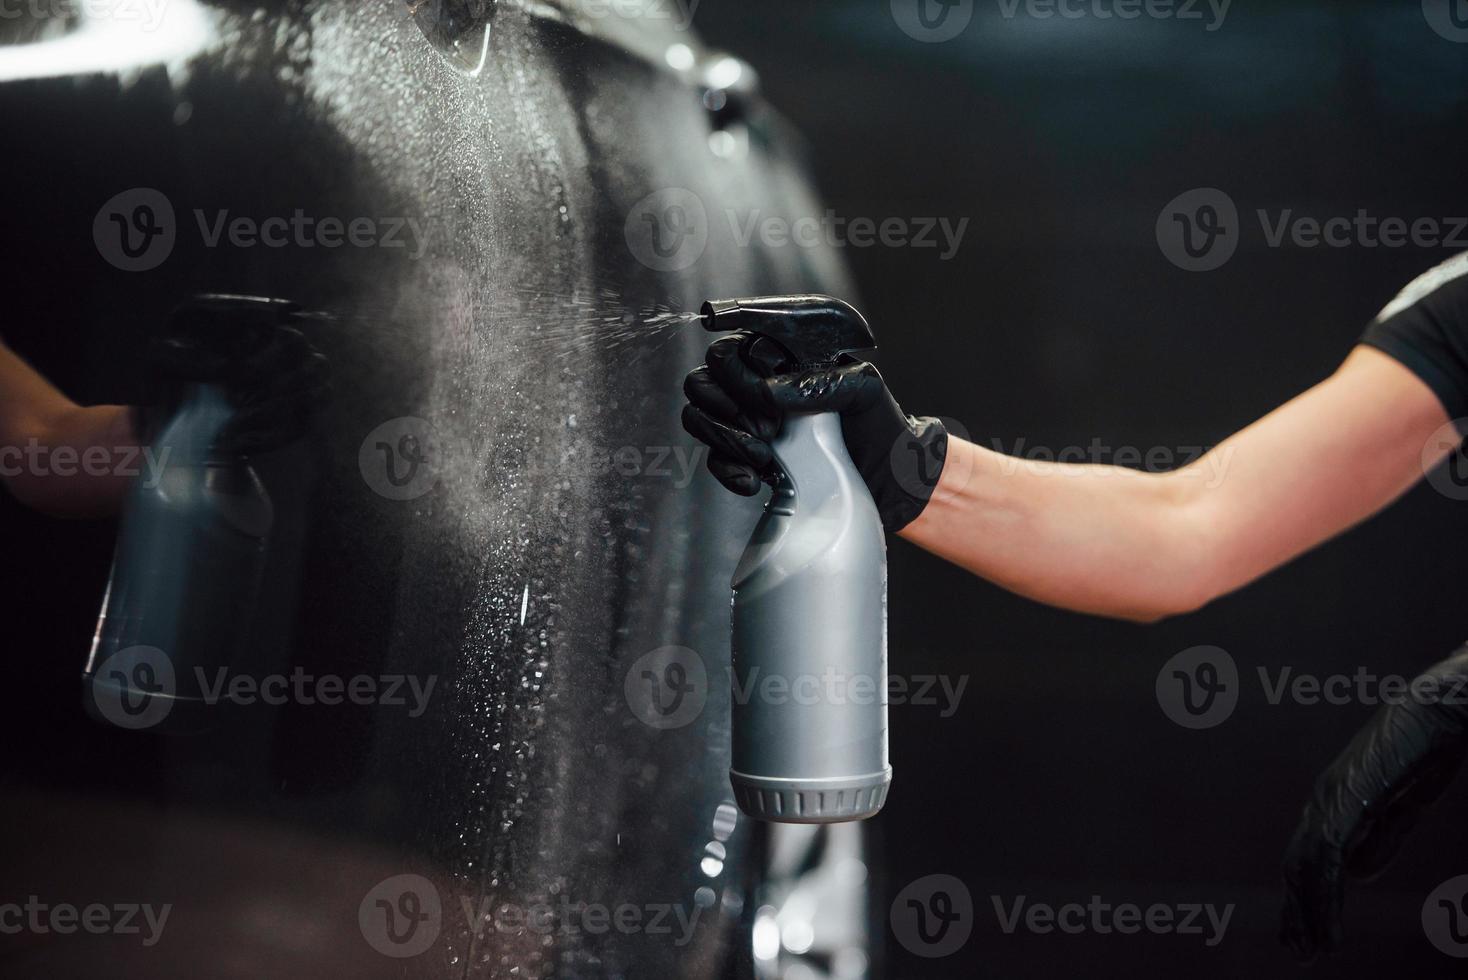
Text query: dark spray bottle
84 383 273 733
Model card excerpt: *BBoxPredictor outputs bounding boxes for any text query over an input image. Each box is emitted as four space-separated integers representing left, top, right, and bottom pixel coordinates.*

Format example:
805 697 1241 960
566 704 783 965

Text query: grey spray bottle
701 295 890 823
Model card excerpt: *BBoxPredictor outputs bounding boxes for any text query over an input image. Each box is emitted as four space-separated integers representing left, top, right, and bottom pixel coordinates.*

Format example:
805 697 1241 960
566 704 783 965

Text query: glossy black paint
0 3 856 976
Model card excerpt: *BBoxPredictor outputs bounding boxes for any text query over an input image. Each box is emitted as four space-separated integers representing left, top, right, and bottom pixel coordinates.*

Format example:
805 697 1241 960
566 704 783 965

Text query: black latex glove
1281 645 1468 961
141 294 330 457
681 330 947 532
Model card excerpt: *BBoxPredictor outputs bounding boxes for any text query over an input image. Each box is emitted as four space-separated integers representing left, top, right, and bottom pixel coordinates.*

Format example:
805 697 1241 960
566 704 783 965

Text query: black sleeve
1360 254 1468 427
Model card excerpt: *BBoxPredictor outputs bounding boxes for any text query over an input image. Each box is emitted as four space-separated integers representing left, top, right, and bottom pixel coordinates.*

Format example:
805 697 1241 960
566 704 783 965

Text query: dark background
698 1 1468 977
3 2 1467 978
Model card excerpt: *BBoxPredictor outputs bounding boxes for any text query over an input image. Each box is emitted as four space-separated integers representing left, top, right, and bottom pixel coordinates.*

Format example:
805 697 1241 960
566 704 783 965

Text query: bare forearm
0 340 138 517
900 437 1210 620
900 346 1453 622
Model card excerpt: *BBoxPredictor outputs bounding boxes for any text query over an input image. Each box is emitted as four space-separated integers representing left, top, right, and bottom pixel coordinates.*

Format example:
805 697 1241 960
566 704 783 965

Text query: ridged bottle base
730 770 891 824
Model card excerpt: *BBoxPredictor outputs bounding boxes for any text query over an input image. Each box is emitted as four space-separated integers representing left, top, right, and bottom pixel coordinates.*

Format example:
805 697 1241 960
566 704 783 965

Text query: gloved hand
1280 646 1468 961
140 294 331 456
680 331 947 532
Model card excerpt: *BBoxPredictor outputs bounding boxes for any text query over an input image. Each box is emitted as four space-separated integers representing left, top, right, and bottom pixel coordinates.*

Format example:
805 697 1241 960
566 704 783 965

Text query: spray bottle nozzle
700 294 876 370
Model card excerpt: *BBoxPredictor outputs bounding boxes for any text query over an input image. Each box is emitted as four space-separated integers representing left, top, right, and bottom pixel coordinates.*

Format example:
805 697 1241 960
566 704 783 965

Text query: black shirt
1360 253 1468 427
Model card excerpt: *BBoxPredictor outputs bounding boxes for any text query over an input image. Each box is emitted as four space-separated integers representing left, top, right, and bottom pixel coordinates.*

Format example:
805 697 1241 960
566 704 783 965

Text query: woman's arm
0 339 138 517
900 345 1454 622
2 298 330 518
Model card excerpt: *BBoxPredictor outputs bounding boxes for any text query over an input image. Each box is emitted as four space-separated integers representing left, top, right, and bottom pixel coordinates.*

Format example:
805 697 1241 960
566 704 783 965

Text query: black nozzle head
700 299 742 322
699 295 876 369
